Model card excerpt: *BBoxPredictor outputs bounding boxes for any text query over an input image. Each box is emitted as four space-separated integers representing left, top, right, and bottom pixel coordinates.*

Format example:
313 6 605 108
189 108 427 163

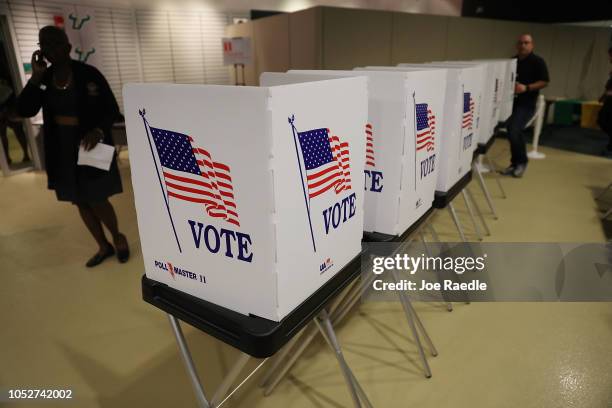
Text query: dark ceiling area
462 0 612 23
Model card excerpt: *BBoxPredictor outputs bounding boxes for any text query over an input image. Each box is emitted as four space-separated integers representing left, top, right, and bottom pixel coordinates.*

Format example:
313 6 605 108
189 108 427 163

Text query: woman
17 26 129 267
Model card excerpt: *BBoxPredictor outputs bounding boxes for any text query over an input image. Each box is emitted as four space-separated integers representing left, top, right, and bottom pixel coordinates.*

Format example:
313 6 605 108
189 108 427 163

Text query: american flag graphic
298 128 351 199
463 92 475 130
365 123 375 167
150 127 240 227
415 103 436 152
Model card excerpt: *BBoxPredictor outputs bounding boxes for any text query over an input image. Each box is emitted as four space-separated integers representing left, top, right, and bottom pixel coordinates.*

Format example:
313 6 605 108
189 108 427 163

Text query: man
501 34 549 178
17 26 129 267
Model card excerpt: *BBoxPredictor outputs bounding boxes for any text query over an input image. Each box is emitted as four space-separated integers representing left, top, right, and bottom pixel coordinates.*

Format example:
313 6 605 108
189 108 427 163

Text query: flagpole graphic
412 91 417 191
139 109 183 253
460 84 465 160
289 115 317 252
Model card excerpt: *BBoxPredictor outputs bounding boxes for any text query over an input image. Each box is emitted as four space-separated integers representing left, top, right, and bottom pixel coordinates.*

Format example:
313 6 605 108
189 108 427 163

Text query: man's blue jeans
506 103 535 166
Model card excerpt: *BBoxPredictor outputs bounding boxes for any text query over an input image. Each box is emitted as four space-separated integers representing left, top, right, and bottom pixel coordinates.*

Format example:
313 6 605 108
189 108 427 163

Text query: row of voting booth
124 58 517 407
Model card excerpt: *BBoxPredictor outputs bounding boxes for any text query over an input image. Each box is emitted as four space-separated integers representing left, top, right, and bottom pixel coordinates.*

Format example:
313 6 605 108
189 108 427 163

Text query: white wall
1 0 247 112
51 0 462 16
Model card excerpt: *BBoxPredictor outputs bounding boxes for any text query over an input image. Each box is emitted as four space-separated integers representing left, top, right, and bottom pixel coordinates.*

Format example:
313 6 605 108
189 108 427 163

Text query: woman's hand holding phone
30 50 47 85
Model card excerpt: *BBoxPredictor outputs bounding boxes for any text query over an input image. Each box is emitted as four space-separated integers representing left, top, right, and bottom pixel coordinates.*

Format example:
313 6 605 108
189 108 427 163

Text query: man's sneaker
500 166 515 176
512 164 527 178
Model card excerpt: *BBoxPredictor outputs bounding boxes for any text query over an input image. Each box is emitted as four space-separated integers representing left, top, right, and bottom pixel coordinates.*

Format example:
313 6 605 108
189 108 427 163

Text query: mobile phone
34 51 45 65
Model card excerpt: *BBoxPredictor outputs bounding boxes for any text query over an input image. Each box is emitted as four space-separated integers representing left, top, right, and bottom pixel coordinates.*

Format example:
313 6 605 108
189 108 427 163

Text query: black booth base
473 134 496 158
433 171 472 209
142 253 362 358
362 206 434 243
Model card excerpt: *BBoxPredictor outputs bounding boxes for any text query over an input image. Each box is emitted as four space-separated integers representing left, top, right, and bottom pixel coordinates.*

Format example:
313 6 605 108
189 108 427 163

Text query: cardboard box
123 78 367 321
261 70 445 236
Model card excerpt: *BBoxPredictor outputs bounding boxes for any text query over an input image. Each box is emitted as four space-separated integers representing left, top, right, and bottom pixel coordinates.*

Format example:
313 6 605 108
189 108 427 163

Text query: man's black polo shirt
515 52 550 107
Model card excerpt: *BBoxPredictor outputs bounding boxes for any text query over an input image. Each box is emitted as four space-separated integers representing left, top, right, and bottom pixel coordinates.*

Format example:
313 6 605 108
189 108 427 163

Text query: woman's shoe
86 245 115 268
114 233 130 263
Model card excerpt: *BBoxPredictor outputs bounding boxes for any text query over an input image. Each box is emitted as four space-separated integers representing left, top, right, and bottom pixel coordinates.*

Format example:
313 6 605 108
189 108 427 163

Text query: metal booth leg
466 187 491 236
264 233 441 394
484 153 506 199
210 353 251 407
427 223 441 243
420 230 453 312
390 269 436 378
314 309 374 408
168 314 211 408
168 314 258 408
595 182 612 200
258 329 306 388
427 223 471 305
264 235 439 394
448 203 467 242
262 279 361 396
472 162 498 220
461 190 483 241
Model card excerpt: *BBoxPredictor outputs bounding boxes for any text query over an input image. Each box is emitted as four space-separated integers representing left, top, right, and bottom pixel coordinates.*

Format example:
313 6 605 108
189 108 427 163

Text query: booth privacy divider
363 65 479 194
123 78 367 322
431 61 504 145
261 69 446 236
400 63 486 151
485 58 517 122
472 59 516 124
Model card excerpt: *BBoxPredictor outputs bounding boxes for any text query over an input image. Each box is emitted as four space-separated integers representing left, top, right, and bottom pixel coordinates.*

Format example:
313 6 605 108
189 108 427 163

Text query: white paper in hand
77 143 115 171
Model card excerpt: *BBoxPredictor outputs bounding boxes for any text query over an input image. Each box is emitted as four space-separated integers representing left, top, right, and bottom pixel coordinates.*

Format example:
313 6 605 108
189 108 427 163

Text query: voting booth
123 79 367 322
420 62 493 145
261 70 445 237
436 61 506 144
365 65 478 194
473 59 517 125
474 59 506 127
502 58 517 121
400 64 482 185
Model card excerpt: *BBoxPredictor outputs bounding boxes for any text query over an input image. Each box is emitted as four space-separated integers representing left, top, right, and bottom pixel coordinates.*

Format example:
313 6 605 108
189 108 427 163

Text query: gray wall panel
391 12 449 64
446 16 496 59
322 7 393 69
253 13 290 81
290 7 322 69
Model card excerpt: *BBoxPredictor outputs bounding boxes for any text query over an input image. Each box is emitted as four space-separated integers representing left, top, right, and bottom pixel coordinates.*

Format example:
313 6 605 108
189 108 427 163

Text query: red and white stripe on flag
365 123 375 167
162 136 240 227
329 132 352 193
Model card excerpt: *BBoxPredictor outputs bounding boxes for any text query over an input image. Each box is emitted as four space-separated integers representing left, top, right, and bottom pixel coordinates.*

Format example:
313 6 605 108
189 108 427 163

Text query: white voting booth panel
502 59 517 121
474 59 517 121
438 61 506 142
261 70 445 236
474 59 509 122
123 79 367 321
425 62 493 145
398 64 482 158
365 65 476 193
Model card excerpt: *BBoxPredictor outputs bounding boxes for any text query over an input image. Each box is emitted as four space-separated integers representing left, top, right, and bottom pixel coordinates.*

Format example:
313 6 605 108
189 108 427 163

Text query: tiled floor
1 140 611 408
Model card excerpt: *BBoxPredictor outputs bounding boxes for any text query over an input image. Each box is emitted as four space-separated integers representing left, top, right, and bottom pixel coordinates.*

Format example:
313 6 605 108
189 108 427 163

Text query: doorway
0 15 39 176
